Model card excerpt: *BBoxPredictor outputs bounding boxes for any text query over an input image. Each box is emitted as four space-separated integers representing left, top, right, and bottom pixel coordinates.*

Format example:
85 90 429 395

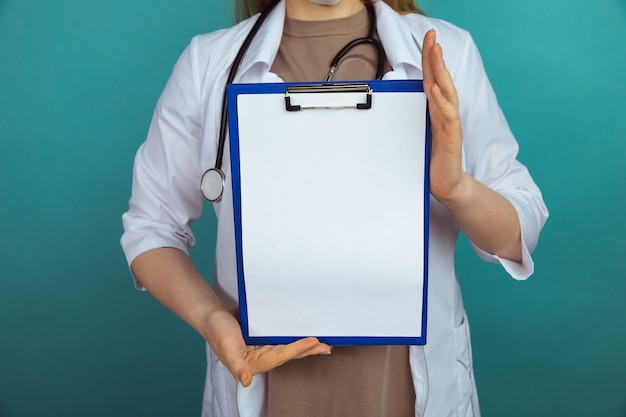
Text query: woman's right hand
131 247 331 388
204 306 332 387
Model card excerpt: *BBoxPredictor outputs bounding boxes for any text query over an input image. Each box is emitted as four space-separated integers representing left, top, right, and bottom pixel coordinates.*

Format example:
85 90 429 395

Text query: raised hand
422 29 468 205
421 30 523 262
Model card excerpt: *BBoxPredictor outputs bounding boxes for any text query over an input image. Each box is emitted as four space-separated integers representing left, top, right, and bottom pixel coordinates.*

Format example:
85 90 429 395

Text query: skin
285 0 364 19
130 0 523 389
421 28 522 262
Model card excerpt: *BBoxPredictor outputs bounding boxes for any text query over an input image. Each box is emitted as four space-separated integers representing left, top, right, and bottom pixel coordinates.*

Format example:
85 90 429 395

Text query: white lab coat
121 1 548 416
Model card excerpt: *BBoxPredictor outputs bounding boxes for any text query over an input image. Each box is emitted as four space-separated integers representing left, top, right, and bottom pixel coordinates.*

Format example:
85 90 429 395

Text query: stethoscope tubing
202 0 383 202
215 0 283 172
326 1 383 81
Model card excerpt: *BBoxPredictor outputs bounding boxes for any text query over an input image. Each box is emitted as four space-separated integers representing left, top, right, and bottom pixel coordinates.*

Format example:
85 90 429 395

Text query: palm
244 338 330 376
206 308 331 387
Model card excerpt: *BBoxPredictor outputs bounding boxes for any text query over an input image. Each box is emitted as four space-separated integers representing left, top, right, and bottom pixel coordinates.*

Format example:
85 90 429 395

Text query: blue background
1 0 624 415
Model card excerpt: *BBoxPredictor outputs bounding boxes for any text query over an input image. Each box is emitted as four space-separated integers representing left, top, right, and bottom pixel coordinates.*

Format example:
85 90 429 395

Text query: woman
121 0 548 416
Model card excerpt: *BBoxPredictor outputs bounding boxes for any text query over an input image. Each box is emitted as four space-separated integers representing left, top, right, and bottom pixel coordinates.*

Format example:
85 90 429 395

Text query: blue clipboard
228 80 430 346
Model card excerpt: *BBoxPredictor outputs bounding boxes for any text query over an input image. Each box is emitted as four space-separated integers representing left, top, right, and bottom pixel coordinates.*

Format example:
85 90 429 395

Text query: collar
373 0 424 77
233 1 286 83
233 0 430 82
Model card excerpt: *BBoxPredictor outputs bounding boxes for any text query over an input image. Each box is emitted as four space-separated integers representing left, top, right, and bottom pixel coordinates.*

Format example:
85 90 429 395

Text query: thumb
221 349 252 387
237 364 252 387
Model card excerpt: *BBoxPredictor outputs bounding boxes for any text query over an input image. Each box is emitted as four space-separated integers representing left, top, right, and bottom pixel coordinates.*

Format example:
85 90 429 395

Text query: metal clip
285 83 373 112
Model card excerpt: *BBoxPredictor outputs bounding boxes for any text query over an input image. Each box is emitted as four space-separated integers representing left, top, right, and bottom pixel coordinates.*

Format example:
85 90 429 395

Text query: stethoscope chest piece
200 168 226 202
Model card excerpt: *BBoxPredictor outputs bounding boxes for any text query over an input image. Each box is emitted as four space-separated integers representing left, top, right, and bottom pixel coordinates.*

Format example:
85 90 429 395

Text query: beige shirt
270 6 391 82
267 8 414 417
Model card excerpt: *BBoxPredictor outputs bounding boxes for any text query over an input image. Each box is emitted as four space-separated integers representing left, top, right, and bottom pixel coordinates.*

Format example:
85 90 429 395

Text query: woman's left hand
421 29 523 262
422 29 468 205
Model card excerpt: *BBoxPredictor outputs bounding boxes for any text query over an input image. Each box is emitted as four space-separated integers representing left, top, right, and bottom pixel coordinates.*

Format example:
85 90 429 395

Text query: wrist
435 172 475 209
201 296 244 344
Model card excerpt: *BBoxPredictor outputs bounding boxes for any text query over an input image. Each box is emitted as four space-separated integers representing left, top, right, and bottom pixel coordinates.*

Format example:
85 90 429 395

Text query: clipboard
227 80 430 346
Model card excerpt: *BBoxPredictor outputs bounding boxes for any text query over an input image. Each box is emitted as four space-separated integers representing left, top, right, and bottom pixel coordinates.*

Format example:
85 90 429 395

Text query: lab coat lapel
234 0 286 84
374 1 431 80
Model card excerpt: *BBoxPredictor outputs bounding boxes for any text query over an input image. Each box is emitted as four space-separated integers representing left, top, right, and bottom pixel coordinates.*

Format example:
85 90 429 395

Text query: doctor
121 0 548 416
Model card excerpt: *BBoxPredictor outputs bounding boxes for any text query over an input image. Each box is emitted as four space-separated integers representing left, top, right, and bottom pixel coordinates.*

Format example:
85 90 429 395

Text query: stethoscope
200 0 384 202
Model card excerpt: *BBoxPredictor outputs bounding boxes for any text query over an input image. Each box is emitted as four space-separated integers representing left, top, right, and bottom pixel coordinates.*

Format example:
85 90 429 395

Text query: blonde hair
235 0 424 21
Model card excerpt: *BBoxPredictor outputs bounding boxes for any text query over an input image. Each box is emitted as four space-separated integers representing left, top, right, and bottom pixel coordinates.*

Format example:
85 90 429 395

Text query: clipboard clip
285 83 373 112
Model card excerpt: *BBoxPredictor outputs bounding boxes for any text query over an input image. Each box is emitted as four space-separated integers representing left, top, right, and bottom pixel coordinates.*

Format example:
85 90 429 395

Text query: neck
285 0 365 21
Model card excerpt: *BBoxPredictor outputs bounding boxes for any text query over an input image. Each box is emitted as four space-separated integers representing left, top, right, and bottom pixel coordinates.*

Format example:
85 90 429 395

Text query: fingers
428 44 458 120
422 29 436 91
245 337 332 377
289 337 332 360
422 29 459 121
429 43 458 110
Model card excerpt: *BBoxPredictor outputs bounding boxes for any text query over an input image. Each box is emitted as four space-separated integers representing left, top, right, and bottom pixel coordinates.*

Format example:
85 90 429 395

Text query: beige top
270 6 391 82
267 8 415 417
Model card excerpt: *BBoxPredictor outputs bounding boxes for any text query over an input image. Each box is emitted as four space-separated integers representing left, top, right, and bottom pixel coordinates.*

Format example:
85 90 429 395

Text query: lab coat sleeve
450 32 549 280
121 38 205 288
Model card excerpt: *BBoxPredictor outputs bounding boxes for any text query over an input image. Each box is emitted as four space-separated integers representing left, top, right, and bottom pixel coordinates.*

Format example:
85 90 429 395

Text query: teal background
0 0 624 415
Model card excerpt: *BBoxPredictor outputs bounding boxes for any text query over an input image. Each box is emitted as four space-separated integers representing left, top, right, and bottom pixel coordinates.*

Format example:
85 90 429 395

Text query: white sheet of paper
230 82 428 343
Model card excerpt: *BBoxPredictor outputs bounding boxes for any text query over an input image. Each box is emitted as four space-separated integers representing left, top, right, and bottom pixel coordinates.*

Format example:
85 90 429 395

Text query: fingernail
239 371 250 387
435 42 443 56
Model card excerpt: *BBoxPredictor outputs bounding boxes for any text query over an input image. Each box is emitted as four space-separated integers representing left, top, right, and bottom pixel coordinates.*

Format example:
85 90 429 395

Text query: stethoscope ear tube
201 0 282 202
